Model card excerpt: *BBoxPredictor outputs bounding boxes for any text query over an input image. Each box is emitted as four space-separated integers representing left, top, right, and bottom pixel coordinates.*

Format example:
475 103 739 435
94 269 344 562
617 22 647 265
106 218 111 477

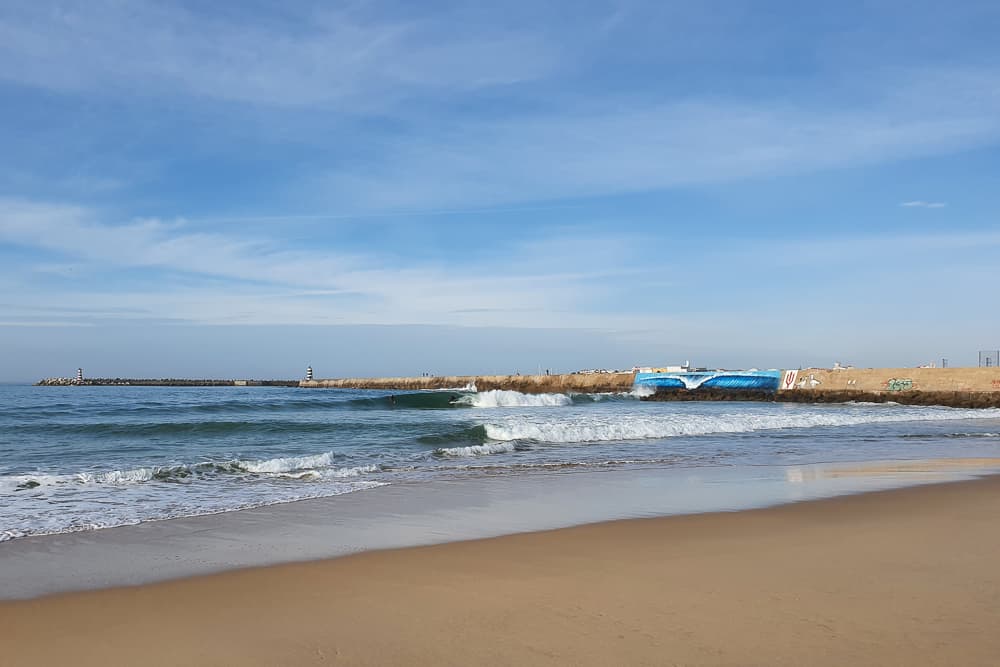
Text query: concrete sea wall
300 373 636 394
35 378 300 387
35 367 1000 408
644 368 1000 408
777 367 1000 394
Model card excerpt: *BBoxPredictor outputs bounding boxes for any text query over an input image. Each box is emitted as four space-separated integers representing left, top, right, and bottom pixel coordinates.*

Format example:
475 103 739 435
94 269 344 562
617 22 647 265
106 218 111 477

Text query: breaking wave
457 390 573 408
435 442 518 457
483 407 1000 443
345 389 637 410
3 453 380 492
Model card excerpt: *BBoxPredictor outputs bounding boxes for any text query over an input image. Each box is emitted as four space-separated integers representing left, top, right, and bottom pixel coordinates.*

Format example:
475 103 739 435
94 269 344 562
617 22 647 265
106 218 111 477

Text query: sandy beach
3 475 999 666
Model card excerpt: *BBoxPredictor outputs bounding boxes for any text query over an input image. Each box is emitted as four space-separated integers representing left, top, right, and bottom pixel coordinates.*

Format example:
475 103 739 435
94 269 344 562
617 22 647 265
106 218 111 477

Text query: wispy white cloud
0 198 659 329
305 68 1000 210
900 200 947 208
0 2 561 108
3 3 999 214
4 196 998 350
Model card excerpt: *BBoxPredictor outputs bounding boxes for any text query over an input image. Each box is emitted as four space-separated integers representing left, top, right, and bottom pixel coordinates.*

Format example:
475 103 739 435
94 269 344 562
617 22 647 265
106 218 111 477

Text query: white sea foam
2 468 167 491
483 407 1000 443
0 479 388 543
0 473 73 492
322 464 380 478
436 442 517 457
629 385 656 398
460 390 572 408
84 468 158 484
240 451 337 474
434 382 478 392
1 454 377 493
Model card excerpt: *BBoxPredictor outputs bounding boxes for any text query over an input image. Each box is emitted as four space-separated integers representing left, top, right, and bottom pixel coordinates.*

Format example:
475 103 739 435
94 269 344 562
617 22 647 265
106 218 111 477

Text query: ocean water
2 384 1000 543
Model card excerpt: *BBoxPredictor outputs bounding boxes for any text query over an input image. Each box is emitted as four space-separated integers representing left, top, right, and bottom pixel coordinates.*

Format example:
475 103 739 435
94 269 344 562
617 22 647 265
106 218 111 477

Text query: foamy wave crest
5 466 183 490
460 390 572 408
435 442 517 457
240 452 337 474
2 454 378 492
483 407 1000 443
434 381 477 392
630 385 655 398
579 388 651 401
323 464 380 478
82 468 158 484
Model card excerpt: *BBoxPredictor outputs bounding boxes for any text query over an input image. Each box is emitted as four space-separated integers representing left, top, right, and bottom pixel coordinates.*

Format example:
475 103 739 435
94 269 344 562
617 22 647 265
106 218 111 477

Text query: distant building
306 366 314 381
636 361 694 373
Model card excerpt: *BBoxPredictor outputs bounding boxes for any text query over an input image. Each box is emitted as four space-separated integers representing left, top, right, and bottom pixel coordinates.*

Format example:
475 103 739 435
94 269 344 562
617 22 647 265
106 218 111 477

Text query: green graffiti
885 378 913 392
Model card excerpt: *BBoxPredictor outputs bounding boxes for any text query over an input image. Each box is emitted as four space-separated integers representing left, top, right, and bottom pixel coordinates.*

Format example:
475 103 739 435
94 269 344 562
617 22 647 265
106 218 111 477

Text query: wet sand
3 475 999 666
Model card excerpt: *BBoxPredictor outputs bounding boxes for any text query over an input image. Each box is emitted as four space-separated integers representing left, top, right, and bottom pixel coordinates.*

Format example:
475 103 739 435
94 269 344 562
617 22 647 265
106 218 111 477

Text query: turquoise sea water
2 384 1000 542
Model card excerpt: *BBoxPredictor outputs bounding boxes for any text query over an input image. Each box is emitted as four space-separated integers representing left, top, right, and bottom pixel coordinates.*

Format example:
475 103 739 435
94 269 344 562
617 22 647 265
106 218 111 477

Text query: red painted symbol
783 370 798 389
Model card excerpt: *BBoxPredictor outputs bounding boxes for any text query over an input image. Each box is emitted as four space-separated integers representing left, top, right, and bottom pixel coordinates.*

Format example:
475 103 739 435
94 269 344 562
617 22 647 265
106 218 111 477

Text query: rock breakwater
35 378 300 387
301 373 636 394
644 387 1000 408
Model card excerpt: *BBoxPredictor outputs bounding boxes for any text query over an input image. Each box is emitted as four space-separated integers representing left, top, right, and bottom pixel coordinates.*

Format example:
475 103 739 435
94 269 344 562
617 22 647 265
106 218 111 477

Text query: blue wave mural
634 370 782 392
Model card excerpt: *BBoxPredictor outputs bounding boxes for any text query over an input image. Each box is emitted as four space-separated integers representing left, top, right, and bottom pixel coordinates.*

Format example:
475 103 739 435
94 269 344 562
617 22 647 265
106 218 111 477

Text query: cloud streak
3 3 999 214
0 198 660 329
306 67 1000 211
900 201 947 208
0 2 561 108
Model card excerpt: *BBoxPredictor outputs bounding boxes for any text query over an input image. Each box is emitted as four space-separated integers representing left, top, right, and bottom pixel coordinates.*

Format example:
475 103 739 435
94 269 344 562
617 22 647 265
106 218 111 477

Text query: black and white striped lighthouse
75 368 84 384
306 366 314 381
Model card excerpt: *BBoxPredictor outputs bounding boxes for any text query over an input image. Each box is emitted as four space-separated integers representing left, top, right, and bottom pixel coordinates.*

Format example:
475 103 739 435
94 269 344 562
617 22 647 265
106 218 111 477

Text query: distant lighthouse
306 366 314 381
75 368 84 385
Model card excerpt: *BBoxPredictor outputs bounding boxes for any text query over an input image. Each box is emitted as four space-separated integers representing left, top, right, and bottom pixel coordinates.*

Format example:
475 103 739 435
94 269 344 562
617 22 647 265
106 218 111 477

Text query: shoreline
3 473 999 665
3 457 999 600
301 372 636 393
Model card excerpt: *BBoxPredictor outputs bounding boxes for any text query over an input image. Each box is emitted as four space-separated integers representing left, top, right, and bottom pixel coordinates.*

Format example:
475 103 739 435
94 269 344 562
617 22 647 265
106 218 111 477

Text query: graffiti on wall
796 374 822 389
781 370 799 390
884 378 914 392
992 379 1000 389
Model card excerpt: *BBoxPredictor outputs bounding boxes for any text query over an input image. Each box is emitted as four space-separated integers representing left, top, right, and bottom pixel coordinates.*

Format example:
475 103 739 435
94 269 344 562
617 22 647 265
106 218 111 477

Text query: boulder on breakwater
777 389 1000 408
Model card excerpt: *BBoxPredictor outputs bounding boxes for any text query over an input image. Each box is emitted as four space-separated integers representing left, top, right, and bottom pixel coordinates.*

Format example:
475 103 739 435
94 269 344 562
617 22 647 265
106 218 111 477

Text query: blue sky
2 1 999 381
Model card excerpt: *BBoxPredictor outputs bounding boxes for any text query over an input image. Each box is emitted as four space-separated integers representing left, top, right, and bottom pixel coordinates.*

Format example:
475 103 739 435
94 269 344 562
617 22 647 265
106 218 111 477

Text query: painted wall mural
634 370 782 392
